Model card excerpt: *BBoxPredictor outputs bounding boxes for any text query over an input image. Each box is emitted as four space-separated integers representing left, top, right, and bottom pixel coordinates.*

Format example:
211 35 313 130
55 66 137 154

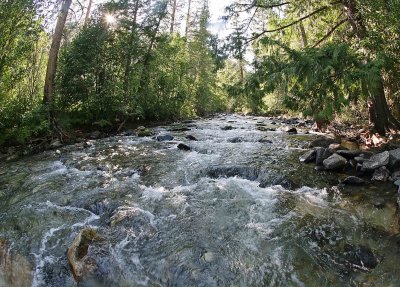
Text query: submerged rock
0 239 32 287
299 150 316 163
342 176 365 185
177 143 191 151
344 245 379 270
67 229 100 282
362 151 390 171
185 135 197 141
285 127 297 134
221 125 234 131
228 137 244 143
208 166 261 181
155 134 174 141
259 137 273 144
323 154 347 170
371 166 390 182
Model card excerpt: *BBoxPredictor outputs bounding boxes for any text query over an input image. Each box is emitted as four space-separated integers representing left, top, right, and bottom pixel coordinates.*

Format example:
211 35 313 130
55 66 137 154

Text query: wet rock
67 229 100 282
177 143 191 151
328 143 342 151
83 141 93 148
185 135 197 141
336 150 362 159
85 199 113 215
228 137 243 143
90 131 101 139
50 139 63 149
285 127 297 134
257 126 276 132
259 176 298 190
299 150 316 163
137 128 152 137
155 134 174 141
309 136 340 148
323 154 347 170
259 137 273 144
362 151 389 171
371 166 390 182
221 125 234 131
342 176 365 185
96 165 110 172
388 148 400 169
315 147 333 165
0 239 32 287
344 245 379 270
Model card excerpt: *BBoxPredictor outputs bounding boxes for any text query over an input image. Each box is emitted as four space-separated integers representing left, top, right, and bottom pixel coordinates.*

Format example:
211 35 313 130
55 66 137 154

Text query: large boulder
299 150 316 163
323 154 347 170
315 147 333 165
362 151 390 171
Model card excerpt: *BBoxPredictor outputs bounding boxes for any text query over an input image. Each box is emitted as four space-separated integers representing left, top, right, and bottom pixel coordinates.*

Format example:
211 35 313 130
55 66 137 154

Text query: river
0 115 399 286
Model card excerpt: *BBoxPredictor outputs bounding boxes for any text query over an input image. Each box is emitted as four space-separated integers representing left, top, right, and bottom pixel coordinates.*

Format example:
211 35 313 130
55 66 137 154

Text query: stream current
0 115 400 287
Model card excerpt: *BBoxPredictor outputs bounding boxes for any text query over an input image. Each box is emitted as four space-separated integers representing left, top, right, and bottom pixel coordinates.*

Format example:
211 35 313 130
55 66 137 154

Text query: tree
43 0 73 132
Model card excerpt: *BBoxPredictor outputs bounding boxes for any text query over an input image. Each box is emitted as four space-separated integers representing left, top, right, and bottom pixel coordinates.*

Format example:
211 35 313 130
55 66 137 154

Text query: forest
1 0 400 148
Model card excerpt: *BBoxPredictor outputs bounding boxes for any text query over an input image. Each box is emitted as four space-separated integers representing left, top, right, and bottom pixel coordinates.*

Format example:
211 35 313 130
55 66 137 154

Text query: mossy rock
137 129 152 137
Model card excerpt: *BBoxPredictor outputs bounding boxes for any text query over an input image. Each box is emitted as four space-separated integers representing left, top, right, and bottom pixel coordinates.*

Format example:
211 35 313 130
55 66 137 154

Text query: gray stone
371 166 390 182
389 148 400 168
315 147 332 165
336 150 362 159
328 143 342 151
177 143 191 151
285 127 297 134
362 151 390 171
323 154 347 170
342 176 365 185
90 131 101 139
155 134 174 141
394 179 400 186
299 150 316 163
314 165 326 172
50 139 62 149
259 137 273 143
228 137 244 143
186 135 197 141
221 126 234 131
354 156 366 163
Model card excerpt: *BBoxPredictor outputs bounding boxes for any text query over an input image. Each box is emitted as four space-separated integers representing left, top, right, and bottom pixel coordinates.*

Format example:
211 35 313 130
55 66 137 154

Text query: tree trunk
185 0 192 40
344 0 400 134
170 0 177 33
123 0 140 96
298 22 308 48
84 0 93 26
43 0 72 128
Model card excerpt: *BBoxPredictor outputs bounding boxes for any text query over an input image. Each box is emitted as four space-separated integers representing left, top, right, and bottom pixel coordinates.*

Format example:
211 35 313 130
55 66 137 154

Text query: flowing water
0 115 400 287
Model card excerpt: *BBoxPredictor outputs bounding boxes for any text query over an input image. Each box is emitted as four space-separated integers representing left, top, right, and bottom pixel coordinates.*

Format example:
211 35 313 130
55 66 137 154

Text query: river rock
259 176 298 190
344 245 379 270
50 139 63 149
228 137 243 143
315 147 332 165
0 239 32 287
323 154 347 170
186 135 197 141
177 143 191 151
137 128 152 137
285 127 297 134
168 126 191 132
299 150 316 163
67 229 100 282
155 134 174 141
328 143 342 151
257 126 276 132
314 165 326 172
354 156 366 163
221 126 234 131
342 176 365 185
389 148 400 168
90 131 101 139
336 150 362 159
371 166 390 182
259 137 273 144
362 151 390 171
309 136 340 148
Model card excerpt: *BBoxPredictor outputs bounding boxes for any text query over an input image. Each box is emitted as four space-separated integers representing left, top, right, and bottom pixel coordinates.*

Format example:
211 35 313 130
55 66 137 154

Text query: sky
92 0 234 36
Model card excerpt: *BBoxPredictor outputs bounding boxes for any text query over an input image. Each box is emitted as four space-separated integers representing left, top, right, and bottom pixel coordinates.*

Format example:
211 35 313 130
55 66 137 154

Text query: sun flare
105 14 116 25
